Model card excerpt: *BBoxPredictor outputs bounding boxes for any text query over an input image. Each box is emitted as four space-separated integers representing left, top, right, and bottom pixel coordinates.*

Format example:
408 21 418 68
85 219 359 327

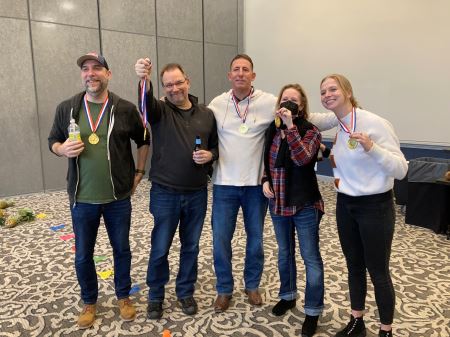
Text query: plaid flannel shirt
267 125 324 216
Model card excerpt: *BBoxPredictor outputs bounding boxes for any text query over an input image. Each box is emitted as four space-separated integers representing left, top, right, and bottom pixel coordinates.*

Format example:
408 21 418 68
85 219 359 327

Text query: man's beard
85 79 108 97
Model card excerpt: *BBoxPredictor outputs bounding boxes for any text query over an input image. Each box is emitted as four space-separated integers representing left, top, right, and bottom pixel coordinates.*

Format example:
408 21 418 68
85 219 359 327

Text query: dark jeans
212 185 268 295
71 197 132 304
146 183 207 301
336 191 396 325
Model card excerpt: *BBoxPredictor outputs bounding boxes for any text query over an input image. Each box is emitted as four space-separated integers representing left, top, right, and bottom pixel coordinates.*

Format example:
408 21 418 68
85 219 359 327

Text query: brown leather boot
213 295 232 313
77 304 96 329
118 297 136 321
245 289 263 306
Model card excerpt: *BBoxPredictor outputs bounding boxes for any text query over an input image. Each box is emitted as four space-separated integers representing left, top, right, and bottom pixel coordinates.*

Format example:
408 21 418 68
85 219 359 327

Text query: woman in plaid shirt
262 84 324 337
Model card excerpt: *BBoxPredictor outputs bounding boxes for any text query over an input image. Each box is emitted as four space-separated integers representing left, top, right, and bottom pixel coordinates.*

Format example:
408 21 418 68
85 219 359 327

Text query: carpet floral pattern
0 180 449 337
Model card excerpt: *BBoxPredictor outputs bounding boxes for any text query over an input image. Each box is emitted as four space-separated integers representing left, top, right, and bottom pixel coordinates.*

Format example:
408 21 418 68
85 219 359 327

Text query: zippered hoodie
48 91 150 206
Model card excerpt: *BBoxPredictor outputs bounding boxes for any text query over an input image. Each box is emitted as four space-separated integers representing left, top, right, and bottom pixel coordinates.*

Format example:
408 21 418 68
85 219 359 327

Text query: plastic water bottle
68 118 81 141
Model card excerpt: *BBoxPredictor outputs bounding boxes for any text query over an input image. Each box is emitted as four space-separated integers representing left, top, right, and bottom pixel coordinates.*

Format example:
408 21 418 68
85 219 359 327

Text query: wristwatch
135 169 146 175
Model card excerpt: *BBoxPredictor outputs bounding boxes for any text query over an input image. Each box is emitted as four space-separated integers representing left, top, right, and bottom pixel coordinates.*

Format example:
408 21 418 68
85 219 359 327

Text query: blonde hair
276 83 309 119
320 74 361 108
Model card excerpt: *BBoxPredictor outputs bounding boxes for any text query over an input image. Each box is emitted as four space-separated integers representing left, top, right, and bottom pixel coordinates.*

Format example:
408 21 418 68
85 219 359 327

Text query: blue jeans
71 197 132 304
212 185 268 295
270 206 324 316
146 183 207 301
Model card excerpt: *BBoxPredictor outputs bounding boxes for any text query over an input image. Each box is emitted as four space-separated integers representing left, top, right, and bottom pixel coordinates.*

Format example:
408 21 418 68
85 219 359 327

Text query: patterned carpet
0 180 449 337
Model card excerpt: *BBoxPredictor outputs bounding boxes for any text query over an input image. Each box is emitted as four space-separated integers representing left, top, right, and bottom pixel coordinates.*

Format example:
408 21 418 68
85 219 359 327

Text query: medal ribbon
139 78 148 138
84 95 109 133
338 107 356 135
231 88 253 124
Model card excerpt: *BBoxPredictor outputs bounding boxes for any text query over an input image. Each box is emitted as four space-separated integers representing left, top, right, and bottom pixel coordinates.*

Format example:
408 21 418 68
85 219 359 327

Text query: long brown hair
276 83 309 120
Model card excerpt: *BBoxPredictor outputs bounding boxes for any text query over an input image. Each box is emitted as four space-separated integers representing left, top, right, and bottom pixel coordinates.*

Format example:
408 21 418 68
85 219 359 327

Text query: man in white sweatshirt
208 54 274 312
208 54 338 313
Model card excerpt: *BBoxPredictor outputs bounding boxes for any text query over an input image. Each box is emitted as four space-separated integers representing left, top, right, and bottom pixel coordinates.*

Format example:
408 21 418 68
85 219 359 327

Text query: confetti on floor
93 255 107 263
59 233 75 241
97 270 113 280
50 224 65 231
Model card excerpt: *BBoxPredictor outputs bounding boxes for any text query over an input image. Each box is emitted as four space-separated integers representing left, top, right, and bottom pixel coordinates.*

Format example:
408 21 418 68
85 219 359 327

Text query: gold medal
83 95 108 146
239 124 249 134
88 133 99 145
348 138 358 150
275 116 281 128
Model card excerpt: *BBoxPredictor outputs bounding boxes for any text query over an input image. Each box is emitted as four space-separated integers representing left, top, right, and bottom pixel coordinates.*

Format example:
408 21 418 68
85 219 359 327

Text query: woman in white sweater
320 74 408 337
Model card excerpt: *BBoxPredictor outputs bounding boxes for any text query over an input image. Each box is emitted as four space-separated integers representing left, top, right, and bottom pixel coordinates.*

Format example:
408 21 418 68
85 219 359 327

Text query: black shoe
379 329 393 337
301 315 319 337
147 301 163 320
179 296 198 315
334 315 366 337
271 299 296 316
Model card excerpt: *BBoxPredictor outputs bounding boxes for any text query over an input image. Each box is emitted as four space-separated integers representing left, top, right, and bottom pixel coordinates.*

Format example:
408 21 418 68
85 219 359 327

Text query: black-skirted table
405 178 449 238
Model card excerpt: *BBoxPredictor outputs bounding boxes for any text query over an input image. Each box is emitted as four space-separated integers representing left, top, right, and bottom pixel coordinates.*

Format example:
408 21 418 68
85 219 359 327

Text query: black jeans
336 190 395 325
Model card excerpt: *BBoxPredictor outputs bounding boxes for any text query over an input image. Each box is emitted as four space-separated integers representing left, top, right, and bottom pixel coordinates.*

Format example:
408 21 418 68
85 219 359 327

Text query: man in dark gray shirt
135 58 218 319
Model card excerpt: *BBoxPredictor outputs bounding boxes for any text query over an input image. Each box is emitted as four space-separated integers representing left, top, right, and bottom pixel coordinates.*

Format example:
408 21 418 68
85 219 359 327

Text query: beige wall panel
102 30 157 106
0 0 28 18
0 18 42 196
100 0 156 35
29 0 98 27
156 0 202 41
32 22 99 191
204 0 237 45
204 43 237 104
157 37 204 103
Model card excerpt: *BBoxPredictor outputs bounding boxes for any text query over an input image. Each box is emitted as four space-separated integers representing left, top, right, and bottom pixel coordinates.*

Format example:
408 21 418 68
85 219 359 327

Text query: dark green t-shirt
76 101 115 203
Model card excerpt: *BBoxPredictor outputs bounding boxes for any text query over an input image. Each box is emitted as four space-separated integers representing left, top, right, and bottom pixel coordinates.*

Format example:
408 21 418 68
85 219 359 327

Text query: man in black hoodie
135 58 218 319
48 52 150 329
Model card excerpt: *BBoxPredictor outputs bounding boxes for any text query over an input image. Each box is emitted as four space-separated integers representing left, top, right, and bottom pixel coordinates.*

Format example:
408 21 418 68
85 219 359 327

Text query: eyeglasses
162 79 187 89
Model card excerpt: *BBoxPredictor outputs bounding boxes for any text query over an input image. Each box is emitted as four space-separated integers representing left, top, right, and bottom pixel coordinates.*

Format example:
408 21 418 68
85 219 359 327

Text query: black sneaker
179 296 198 315
147 301 163 320
334 315 366 337
271 299 296 316
301 315 319 337
379 329 393 337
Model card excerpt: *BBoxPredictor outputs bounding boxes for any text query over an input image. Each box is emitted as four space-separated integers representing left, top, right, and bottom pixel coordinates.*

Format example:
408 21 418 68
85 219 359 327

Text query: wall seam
155 0 159 96
202 0 206 104
97 0 102 53
20 19 97 29
236 0 239 53
26 0 46 192
0 15 28 20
